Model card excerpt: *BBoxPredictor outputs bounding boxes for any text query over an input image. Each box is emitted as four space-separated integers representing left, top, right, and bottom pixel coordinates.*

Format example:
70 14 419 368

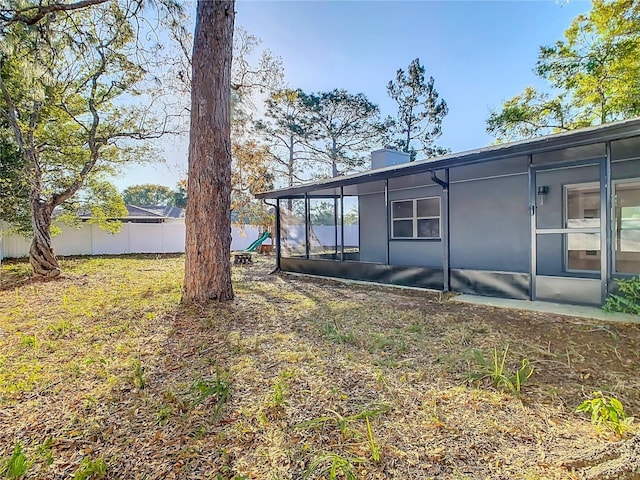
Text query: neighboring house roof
135 205 185 218
256 117 640 199
77 205 185 221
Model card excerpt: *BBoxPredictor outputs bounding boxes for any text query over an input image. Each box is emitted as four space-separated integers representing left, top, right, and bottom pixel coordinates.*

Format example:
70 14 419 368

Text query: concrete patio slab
452 294 640 324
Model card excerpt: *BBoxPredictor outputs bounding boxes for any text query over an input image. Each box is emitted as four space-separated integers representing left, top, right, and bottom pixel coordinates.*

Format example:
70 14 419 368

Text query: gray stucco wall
449 166 530 273
356 146 640 275
389 185 443 267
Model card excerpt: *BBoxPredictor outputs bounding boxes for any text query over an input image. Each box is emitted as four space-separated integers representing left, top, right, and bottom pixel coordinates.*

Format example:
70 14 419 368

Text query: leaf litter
0 254 639 479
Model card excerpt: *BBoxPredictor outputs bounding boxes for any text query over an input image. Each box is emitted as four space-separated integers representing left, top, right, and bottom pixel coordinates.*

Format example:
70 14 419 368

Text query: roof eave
256 118 640 199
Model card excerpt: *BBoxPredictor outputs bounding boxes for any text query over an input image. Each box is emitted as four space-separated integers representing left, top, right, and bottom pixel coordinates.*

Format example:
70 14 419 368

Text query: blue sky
113 0 592 191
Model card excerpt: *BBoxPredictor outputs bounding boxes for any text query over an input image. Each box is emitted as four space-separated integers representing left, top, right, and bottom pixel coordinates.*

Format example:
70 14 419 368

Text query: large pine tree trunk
29 200 60 278
182 0 235 302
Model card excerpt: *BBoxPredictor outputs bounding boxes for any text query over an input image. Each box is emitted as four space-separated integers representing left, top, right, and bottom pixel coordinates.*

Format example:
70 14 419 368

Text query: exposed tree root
563 436 640 480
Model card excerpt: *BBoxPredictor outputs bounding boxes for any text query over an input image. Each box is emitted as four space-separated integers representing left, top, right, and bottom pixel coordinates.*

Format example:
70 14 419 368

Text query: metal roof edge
256 117 640 199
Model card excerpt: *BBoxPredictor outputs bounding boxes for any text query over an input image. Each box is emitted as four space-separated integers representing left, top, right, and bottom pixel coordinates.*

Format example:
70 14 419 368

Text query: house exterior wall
449 159 529 273
388 185 443 268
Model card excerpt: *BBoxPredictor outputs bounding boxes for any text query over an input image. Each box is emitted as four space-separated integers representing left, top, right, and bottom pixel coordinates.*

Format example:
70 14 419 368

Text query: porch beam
384 179 390 265
602 142 612 303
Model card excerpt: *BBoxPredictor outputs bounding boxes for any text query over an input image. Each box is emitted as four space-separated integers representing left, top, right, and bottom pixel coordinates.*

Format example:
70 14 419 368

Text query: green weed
576 391 634 436
322 322 356 344
0 442 33 479
304 453 365 480
19 335 36 348
35 437 54 466
465 346 534 395
48 319 72 338
156 406 172 425
72 457 107 480
131 360 146 389
603 277 640 314
270 371 292 408
365 416 380 462
190 368 232 420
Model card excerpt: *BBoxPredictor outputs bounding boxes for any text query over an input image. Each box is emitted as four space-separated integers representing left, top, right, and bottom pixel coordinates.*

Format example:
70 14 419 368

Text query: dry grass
1 254 639 479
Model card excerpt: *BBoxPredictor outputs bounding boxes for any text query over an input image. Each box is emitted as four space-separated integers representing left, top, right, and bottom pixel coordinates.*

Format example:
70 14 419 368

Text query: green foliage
301 89 388 177
72 457 107 480
231 140 274 226
576 391 634 436
254 89 313 187
122 184 176 207
0 0 180 269
365 416 380 462
488 0 640 141
35 437 54 467
0 442 33 479
190 369 232 420
387 57 449 160
0 136 30 235
603 277 640 315
270 371 292 408
173 180 188 208
466 346 534 395
156 406 173 425
322 322 356 345
304 453 365 480
131 359 146 390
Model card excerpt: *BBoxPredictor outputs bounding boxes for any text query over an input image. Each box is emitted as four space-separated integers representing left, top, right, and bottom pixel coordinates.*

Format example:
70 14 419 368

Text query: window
565 183 600 271
614 180 640 274
391 197 440 239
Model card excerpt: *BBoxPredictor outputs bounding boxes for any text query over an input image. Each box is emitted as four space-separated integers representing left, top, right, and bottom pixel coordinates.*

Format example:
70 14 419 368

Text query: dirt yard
1 255 638 479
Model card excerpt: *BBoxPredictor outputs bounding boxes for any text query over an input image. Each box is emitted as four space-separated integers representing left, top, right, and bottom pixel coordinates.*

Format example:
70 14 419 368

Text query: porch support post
442 169 450 291
340 186 345 261
275 198 281 270
384 179 390 265
304 192 310 259
431 170 450 292
334 197 338 259
528 154 536 301
602 142 612 303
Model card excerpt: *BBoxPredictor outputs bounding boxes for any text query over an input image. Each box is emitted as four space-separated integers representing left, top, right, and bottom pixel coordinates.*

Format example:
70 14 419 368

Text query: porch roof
256 117 640 199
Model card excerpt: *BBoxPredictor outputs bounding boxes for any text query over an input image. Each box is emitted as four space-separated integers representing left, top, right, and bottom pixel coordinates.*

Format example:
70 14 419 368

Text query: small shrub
603 277 640 314
466 346 534 395
0 442 33 479
576 391 634 436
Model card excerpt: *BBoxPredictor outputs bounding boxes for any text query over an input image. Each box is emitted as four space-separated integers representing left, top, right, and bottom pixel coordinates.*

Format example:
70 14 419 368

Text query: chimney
370 148 411 170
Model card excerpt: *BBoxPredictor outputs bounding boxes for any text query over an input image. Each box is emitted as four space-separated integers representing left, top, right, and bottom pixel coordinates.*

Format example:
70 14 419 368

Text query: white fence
0 221 360 260
0 221 267 259
0 219 358 259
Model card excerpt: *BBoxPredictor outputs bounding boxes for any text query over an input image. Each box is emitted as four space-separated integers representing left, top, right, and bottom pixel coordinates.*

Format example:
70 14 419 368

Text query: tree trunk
29 200 60 278
182 0 235 303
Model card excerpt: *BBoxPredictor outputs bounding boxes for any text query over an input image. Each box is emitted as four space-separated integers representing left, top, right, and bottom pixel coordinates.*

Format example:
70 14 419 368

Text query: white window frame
562 178 640 275
390 197 441 240
612 177 640 275
563 181 600 274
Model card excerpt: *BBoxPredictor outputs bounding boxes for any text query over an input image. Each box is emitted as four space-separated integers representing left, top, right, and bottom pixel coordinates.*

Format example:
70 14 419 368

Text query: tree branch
1 0 111 26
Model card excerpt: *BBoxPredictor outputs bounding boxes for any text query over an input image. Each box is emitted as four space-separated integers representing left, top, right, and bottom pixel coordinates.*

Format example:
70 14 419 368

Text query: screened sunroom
256 119 640 306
